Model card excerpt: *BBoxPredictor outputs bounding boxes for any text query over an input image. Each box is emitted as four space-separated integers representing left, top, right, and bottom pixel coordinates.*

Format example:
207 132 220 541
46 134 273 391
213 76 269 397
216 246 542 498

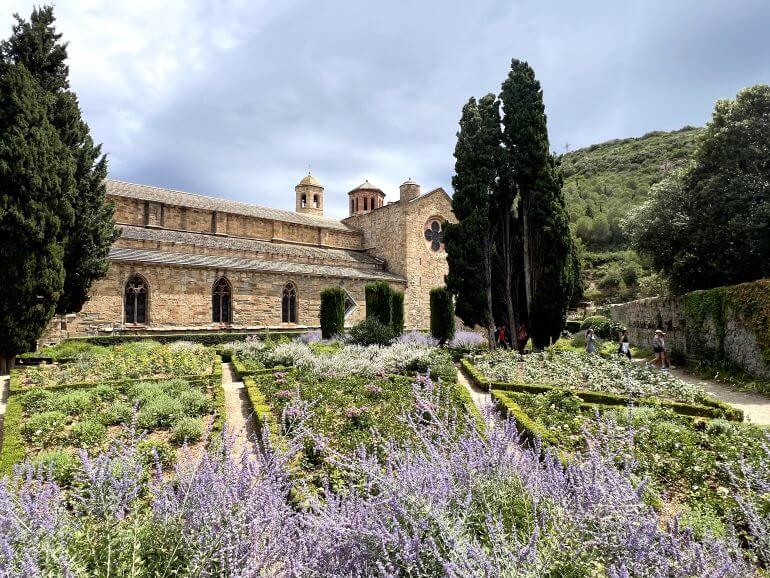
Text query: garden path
0 376 8 448
221 363 257 454
669 368 770 426
456 366 496 415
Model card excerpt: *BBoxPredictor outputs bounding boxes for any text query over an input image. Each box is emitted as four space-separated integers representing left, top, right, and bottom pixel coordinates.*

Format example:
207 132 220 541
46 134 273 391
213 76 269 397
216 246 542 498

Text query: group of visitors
584 327 673 370
496 323 529 354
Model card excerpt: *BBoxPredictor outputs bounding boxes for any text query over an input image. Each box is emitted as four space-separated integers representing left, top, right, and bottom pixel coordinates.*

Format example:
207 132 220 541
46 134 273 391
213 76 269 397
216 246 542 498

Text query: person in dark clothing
516 323 528 354
617 329 631 359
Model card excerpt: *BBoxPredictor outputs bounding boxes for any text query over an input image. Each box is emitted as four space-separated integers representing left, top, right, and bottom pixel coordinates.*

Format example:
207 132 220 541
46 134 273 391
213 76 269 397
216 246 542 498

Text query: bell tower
295 173 324 216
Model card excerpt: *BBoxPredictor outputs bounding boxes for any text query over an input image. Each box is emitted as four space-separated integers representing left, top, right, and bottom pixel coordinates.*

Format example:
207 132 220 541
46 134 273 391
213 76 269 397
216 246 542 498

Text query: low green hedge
0 391 25 475
241 375 281 449
462 358 743 421
490 390 558 445
65 330 310 347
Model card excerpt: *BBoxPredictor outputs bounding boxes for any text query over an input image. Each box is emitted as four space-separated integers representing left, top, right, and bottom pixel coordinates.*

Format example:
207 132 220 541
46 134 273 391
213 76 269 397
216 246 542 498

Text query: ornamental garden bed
491 388 770 535
1 342 223 478
463 351 741 420
244 368 475 487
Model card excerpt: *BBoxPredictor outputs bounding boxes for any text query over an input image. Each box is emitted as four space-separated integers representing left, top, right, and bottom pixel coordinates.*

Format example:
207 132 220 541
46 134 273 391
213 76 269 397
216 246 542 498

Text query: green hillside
559 126 704 303
561 126 704 250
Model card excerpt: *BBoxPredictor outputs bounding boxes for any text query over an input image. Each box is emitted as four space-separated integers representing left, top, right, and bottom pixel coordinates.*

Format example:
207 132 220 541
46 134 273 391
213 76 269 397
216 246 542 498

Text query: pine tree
444 95 501 348
500 59 579 348
1 6 117 315
0 62 75 372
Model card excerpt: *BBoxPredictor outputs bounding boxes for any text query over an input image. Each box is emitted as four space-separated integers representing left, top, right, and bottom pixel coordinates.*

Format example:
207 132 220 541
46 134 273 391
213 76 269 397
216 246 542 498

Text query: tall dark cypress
444 95 501 348
0 62 75 372
500 59 579 347
1 6 118 315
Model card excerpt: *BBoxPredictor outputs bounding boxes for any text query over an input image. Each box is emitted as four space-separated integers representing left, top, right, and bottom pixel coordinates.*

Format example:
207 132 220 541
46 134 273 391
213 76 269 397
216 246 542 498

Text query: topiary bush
320 288 346 339
170 417 203 445
391 291 405 336
365 282 392 327
430 287 455 345
348 318 395 346
579 315 624 340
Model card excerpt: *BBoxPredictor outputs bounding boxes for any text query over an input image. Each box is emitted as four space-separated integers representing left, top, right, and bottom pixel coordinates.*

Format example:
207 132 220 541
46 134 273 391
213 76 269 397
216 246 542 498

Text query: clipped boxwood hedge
461 358 743 421
490 390 557 445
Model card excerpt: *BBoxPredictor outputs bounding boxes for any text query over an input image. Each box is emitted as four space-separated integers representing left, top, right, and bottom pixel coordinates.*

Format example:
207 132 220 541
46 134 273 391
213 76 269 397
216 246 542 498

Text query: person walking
617 329 631 359
516 323 528 355
651 329 670 369
585 328 598 354
496 326 509 349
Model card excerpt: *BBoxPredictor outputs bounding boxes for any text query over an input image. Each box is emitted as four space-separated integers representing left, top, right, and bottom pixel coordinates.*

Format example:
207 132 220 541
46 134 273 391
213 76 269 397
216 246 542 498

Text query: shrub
580 315 624 339
430 287 455 344
100 401 134 426
137 439 176 469
170 417 203 445
30 449 78 485
448 331 486 353
348 318 395 346
621 263 640 286
320 288 346 339
69 420 107 449
92 384 118 402
179 389 213 417
137 395 185 429
365 282 392 327
598 267 622 291
21 412 68 447
57 390 93 416
19 389 54 413
391 291 405 335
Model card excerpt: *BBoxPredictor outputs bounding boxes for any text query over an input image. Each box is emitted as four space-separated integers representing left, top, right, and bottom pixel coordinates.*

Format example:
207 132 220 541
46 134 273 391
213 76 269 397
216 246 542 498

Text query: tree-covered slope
561 126 704 250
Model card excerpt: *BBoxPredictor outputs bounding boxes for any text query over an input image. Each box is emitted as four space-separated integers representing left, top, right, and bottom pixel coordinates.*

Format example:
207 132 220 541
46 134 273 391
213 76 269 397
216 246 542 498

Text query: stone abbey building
51 175 455 339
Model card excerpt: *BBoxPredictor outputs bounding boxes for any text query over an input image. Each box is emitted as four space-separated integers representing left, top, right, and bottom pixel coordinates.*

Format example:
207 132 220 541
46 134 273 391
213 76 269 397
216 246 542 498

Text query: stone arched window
350 198 354 213
313 194 319 208
301 194 307 208
124 274 148 325
370 196 375 209
363 197 368 211
212 277 232 324
281 282 297 323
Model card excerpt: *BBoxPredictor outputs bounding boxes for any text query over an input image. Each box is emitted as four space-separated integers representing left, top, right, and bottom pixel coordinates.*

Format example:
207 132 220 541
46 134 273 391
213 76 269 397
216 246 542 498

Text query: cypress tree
500 59 579 348
1 6 118 315
0 62 75 372
429 288 455 345
444 95 501 349
390 291 405 335
320 288 345 339
365 281 393 327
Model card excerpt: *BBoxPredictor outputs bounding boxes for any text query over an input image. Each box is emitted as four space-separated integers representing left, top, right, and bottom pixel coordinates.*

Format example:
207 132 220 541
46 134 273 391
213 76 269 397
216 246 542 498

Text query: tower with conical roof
348 180 385 216
295 173 324 216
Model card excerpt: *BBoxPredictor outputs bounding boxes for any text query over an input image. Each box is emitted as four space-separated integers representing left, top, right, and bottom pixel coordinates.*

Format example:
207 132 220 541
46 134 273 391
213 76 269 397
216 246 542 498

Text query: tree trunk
483 227 496 350
500 191 519 337
0 352 15 376
522 191 532 314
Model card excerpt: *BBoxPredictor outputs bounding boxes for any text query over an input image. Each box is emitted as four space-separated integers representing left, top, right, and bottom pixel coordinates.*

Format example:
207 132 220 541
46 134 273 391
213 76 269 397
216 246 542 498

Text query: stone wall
49 262 405 341
609 280 770 379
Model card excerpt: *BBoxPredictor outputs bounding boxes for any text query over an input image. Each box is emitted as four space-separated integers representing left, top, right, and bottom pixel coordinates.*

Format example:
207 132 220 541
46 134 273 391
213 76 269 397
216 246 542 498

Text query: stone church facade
49 175 455 339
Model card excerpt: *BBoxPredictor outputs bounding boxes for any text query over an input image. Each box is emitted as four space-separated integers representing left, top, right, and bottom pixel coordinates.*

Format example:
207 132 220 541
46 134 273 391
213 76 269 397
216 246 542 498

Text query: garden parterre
472 349 711 403
20 341 216 388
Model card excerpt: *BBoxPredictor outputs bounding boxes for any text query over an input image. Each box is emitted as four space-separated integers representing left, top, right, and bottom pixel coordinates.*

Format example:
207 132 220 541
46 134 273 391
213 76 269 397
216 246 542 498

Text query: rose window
424 219 444 252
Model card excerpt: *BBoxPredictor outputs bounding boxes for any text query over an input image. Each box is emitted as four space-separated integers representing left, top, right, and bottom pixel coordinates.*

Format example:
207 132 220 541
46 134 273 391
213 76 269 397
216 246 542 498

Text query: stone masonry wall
52 262 405 340
610 286 770 379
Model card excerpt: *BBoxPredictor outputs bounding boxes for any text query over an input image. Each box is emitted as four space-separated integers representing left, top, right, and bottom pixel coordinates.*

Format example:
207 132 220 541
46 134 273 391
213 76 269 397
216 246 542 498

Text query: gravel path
669 368 770 426
221 363 257 454
456 366 496 414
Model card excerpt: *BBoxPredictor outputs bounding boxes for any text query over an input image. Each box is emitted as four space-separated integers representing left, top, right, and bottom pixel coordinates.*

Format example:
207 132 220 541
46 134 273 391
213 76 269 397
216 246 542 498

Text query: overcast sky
2 1 769 219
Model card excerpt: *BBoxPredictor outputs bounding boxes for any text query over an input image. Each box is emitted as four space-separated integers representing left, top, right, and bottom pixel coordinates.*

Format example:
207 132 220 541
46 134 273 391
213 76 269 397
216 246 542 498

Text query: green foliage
627 86 770 293
429 288 455 344
0 60 74 362
99 401 133 426
348 318 395 346
562 126 703 251
319 288 346 339
390 291 405 335
19 388 55 413
136 395 185 429
178 389 213 416
22 411 68 447
579 315 624 339
597 266 622 291
1 6 118 315
30 449 78 484
68 419 106 449
365 282 393 327
170 417 203 445
136 439 176 469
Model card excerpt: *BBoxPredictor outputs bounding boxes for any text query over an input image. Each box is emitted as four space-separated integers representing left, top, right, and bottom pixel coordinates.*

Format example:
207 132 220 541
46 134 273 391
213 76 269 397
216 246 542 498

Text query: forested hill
560 126 704 250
